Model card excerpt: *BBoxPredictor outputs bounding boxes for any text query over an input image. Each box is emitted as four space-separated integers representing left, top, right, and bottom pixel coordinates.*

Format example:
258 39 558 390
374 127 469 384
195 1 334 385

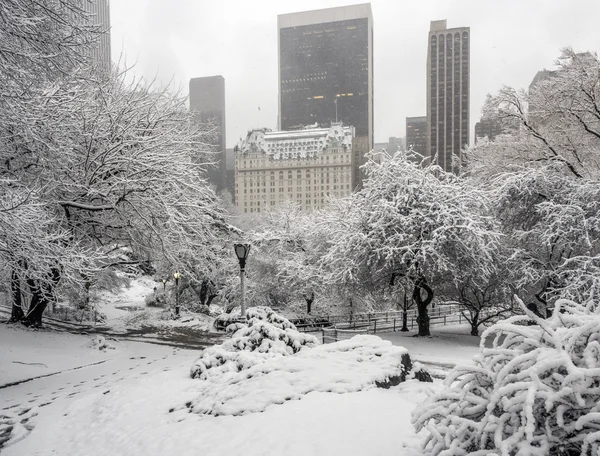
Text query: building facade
406 116 428 157
426 20 470 173
189 76 226 191
474 118 503 144
278 3 373 188
235 124 354 213
82 0 111 72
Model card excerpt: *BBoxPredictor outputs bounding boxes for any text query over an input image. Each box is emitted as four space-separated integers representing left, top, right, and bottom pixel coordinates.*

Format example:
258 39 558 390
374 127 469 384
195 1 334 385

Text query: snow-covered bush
412 297 600 455
190 307 318 380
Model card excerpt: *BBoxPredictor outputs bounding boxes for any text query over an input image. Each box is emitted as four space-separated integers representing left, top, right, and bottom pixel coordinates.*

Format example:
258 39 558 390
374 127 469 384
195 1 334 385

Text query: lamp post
234 244 251 318
173 271 181 317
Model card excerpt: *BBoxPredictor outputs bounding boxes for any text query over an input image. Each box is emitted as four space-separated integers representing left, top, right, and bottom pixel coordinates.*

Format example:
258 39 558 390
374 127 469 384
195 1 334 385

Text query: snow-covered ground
1 282 483 456
0 321 479 455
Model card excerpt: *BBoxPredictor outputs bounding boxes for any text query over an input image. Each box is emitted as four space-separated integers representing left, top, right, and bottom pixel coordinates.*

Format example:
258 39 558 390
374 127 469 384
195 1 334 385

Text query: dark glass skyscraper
278 4 373 187
406 116 428 158
426 20 470 173
189 76 226 191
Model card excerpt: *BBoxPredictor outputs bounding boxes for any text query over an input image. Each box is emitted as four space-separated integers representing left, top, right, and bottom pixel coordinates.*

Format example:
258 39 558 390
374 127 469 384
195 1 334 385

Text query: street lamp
173 271 181 317
234 244 251 318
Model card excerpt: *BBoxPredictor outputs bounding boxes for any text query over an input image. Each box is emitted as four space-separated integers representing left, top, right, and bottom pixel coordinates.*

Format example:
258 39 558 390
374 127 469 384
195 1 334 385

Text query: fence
296 304 462 334
310 306 468 343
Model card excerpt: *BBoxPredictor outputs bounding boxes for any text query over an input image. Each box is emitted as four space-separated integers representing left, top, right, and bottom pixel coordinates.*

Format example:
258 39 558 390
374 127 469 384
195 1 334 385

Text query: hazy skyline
110 0 600 148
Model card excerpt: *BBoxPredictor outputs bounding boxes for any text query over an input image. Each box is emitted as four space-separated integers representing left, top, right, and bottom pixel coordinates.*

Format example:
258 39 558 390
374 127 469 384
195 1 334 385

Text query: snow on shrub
190 307 318 380
181 335 431 417
412 297 600 456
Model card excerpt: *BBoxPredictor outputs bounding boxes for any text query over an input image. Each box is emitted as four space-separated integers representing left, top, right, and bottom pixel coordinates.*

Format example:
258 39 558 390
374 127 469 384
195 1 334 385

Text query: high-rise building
225 148 236 204
406 116 428 157
82 0 111 72
189 76 226 191
278 3 374 188
235 124 354 213
426 20 470 173
474 118 503 144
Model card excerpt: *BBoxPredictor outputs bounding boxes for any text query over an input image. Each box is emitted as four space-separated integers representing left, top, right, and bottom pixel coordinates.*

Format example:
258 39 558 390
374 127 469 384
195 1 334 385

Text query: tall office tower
406 116 428 157
278 3 374 188
189 76 226 192
82 0 111 72
426 20 470 173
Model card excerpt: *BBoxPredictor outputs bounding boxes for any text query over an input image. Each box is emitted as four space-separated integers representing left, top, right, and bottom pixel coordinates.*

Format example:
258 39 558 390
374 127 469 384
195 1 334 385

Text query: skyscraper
278 3 374 188
82 0 111 72
189 76 226 191
426 20 470 173
406 116 428 158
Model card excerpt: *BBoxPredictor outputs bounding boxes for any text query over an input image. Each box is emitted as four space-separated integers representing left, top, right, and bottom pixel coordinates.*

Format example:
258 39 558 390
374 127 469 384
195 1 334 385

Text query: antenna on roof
335 96 338 123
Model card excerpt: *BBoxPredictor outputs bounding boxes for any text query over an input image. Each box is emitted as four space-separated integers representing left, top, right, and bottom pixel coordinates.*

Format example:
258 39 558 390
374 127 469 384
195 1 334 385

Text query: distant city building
278 3 373 188
426 20 470 173
225 148 235 204
82 0 111 72
406 116 428 157
235 124 354 213
388 136 405 152
189 76 226 191
474 118 503 144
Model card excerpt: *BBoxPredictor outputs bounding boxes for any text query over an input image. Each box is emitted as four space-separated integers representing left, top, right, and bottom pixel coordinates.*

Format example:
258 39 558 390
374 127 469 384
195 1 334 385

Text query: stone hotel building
235 124 354 213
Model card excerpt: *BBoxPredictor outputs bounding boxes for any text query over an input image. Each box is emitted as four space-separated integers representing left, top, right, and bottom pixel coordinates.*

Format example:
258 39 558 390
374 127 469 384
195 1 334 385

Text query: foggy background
110 0 600 147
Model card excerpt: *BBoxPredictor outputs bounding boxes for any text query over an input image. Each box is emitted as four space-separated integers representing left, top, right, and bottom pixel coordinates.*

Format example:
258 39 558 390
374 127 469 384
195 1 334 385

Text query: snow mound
87 335 115 351
412 297 600 456
182 335 430 417
190 307 318 380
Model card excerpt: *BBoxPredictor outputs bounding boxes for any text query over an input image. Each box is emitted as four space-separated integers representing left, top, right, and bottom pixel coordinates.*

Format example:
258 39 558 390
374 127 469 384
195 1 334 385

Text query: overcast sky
110 0 600 148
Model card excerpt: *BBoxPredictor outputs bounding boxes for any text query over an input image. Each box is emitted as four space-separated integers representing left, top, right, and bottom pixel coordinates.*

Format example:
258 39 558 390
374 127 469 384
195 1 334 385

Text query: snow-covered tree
491 167 600 311
249 203 325 314
413 296 600 455
0 0 99 94
322 153 499 336
465 48 600 179
2 71 229 326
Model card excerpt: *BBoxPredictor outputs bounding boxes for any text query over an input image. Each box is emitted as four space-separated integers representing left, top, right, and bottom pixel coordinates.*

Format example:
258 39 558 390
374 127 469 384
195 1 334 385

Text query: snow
1 324 438 456
94 275 157 330
0 325 113 386
378 323 481 366
1 309 482 455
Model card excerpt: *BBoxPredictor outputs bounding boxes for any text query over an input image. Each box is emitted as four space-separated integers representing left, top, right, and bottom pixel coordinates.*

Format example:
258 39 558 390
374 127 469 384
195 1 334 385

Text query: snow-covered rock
183 335 429 417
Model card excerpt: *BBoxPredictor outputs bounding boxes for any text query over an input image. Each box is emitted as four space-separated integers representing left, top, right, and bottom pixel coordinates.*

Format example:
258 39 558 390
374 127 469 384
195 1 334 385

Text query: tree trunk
470 311 479 336
303 292 314 315
413 279 433 337
400 293 409 332
8 269 24 323
401 310 409 332
22 268 60 328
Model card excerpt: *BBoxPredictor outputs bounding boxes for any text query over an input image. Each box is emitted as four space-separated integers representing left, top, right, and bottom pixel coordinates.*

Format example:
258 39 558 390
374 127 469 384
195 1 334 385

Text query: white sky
110 0 600 147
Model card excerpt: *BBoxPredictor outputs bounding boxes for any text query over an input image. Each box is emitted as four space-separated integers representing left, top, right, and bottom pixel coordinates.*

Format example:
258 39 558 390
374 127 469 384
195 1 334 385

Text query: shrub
190 306 318 380
412 297 600 456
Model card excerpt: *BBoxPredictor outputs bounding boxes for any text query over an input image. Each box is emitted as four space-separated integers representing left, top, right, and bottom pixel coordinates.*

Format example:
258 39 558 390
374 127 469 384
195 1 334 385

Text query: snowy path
0 327 200 451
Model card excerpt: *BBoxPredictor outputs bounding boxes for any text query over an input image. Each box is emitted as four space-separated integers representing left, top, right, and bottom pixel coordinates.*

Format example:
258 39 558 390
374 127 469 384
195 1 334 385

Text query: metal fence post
393 318 396 332
322 328 325 344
